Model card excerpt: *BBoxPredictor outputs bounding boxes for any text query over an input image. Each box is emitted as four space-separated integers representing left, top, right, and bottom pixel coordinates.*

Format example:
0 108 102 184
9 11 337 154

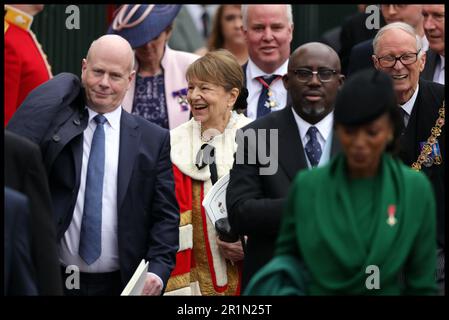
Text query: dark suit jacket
421 49 440 82
226 106 341 290
320 26 342 54
4 130 63 295
339 11 385 75
7 73 180 290
4 187 38 296
398 79 445 247
347 38 374 77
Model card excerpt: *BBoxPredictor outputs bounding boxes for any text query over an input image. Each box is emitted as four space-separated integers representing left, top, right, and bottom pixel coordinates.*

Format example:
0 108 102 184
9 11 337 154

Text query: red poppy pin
387 204 397 226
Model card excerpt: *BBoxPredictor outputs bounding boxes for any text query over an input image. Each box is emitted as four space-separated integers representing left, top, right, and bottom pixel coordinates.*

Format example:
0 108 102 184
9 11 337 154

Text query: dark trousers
61 266 122 296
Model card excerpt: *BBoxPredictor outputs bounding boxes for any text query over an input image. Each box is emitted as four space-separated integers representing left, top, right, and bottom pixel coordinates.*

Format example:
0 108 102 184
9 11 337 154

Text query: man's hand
216 237 244 262
141 273 163 296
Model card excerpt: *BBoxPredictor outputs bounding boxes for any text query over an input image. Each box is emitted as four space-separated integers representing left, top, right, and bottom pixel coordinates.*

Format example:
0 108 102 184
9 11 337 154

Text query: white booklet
202 173 230 225
121 259 149 296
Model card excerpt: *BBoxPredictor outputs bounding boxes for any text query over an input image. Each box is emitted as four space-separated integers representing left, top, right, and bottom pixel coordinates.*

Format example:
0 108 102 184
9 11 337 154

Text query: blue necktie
79 114 107 265
305 126 322 167
256 75 278 118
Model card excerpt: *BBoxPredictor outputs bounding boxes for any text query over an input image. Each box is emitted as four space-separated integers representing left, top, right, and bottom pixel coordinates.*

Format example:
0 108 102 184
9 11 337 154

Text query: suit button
52 134 60 142
73 119 81 126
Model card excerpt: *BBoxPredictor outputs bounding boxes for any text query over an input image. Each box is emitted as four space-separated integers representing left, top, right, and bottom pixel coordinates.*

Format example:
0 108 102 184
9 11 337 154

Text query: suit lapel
276 107 308 181
421 50 438 81
117 111 140 211
398 82 432 165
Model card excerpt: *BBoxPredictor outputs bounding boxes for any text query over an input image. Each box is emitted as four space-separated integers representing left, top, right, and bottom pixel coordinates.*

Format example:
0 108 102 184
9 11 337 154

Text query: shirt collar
247 58 289 80
4 5 34 31
421 35 429 52
399 84 419 116
291 107 334 142
439 55 445 70
86 106 122 130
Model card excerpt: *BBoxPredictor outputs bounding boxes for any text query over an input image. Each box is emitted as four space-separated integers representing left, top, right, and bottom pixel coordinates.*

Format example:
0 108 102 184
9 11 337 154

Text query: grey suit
168 5 217 53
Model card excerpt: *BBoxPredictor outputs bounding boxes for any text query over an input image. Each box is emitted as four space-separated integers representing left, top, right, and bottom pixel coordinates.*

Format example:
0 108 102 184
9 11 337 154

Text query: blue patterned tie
256 75 278 118
79 114 107 265
305 126 322 167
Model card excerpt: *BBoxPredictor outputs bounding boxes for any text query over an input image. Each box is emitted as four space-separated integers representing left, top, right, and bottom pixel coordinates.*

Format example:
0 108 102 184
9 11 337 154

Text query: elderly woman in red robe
165 50 251 295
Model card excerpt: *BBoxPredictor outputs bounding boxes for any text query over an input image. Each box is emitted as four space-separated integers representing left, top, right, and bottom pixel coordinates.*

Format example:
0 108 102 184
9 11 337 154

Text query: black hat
334 69 397 126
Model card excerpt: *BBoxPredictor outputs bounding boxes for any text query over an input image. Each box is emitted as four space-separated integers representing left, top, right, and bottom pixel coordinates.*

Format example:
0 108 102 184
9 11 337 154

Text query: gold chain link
411 100 445 171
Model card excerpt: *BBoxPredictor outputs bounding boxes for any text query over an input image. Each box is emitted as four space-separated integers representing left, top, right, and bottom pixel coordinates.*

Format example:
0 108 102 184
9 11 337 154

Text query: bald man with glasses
227 42 344 291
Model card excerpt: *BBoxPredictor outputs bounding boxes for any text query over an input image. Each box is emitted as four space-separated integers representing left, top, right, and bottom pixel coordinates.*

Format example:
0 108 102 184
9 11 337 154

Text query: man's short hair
373 21 423 57
241 4 293 30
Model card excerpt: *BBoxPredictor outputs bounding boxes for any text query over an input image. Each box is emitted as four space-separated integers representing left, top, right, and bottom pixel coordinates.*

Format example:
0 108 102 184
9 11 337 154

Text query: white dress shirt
399 84 419 128
291 108 334 168
433 55 445 85
246 58 289 120
59 106 121 273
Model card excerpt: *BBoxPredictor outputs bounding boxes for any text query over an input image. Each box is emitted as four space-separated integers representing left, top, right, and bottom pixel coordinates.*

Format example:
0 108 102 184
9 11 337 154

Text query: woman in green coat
247 69 437 295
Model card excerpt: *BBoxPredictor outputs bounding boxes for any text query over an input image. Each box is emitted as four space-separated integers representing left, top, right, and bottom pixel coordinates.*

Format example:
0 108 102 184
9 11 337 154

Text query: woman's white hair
373 21 423 57
241 4 293 30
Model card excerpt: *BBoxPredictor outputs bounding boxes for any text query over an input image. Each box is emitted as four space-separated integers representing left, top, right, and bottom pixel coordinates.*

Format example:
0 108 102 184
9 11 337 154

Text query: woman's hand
216 237 244 262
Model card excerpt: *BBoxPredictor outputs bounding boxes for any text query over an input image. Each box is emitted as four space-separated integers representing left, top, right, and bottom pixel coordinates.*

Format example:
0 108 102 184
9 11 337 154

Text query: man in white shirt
241 4 293 120
227 42 344 290
7 35 180 296
422 4 445 84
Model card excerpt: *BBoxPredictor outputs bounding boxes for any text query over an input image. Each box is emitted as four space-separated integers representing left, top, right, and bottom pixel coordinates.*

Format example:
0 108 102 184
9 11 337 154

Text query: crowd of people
4 4 445 296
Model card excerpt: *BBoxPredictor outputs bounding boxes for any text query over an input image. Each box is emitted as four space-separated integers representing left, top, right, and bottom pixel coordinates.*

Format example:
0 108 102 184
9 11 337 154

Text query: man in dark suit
7 35 179 296
241 5 293 120
421 5 445 84
373 22 445 294
227 42 344 290
339 6 385 75
4 187 38 296
4 130 63 295
421 49 441 82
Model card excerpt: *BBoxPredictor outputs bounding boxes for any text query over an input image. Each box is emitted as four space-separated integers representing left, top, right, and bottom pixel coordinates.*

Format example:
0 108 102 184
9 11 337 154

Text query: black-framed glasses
376 50 421 68
290 68 339 83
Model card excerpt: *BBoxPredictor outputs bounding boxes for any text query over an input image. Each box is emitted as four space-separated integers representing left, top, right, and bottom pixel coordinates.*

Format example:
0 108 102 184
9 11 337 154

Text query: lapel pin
387 204 397 226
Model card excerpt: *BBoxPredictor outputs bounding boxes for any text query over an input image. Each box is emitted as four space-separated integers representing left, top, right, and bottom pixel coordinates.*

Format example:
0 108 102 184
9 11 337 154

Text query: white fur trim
170 112 252 182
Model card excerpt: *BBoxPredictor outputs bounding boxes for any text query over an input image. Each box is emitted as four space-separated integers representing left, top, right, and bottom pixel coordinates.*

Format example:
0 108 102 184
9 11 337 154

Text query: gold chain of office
411 100 445 171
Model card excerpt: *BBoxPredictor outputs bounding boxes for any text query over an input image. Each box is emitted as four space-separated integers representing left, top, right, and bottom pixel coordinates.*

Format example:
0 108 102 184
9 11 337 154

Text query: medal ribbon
256 75 282 92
